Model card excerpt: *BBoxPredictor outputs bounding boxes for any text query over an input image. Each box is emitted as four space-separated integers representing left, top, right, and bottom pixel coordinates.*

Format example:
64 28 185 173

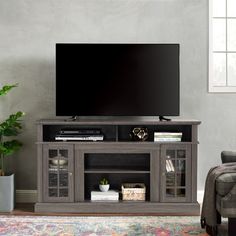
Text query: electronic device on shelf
55 135 104 141
55 128 104 141
59 128 101 135
56 43 180 118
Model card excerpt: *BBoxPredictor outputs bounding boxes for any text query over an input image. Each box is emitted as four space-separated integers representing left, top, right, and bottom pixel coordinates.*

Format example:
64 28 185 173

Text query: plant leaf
0 140 22 156
0 111 25 136
0 84 18 96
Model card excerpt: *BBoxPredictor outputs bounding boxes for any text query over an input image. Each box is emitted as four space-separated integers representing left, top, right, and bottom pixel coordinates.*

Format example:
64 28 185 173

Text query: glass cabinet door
160 144 191 202
43 144 74 202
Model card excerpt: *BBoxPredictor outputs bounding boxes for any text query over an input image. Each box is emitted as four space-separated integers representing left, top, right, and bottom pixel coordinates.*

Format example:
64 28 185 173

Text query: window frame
208 0 236 93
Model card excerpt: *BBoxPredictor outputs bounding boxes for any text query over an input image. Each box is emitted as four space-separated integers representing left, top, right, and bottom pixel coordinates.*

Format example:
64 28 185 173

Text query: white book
91 199 119 202
91 197 119 201
154 132 183 136
154 137 181 142
154 133 182 137
154 135 182 138
91 190 119 196
91 190 119 201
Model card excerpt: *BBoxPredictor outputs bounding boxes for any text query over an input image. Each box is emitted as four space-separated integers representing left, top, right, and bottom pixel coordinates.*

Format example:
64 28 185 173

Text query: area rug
0 215 208 236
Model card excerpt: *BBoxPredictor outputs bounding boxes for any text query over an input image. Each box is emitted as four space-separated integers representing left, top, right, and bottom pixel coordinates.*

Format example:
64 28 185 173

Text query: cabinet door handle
69 172 73 176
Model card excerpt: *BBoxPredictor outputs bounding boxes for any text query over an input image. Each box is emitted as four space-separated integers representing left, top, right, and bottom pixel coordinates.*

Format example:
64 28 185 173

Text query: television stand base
63 116 78 121
64 116 172 122
159 116 171 121
71 116 78 121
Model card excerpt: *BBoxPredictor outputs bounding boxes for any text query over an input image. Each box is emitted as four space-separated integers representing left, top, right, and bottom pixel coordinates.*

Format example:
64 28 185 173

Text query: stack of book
154 132 182 142
91 190 119 201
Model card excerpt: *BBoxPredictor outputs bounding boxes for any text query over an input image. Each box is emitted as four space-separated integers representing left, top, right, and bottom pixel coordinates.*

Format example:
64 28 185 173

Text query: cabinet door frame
42 144 74 202
160 144 191 203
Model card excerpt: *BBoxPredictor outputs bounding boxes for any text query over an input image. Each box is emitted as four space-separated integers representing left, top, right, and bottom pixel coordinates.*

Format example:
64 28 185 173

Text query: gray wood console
35 118 201 214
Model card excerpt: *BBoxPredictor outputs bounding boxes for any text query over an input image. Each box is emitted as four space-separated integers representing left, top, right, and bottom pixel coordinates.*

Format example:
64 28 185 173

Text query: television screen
56 43 179 116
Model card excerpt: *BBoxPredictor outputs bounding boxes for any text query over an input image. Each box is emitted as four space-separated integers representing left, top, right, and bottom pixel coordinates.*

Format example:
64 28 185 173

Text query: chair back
221 151 236 163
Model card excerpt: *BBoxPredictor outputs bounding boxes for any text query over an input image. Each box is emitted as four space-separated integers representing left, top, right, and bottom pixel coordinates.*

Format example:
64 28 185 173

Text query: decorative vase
130 127 148 141
99 184 110 192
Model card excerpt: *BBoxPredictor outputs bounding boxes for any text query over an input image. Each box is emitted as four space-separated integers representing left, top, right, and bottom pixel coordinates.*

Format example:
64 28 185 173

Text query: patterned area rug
0 215 209 236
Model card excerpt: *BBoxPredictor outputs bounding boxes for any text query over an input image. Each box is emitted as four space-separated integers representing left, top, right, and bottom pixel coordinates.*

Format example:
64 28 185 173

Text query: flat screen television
56 43 179 117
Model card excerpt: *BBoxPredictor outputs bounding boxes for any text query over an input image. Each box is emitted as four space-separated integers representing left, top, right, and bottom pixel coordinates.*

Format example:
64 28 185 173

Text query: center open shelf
84 153 150 171
84 173 151 201
83 153 151 201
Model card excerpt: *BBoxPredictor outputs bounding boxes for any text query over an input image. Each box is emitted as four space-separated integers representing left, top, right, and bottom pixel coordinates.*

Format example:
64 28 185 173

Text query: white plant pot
0 174 14 212
99 184 110 192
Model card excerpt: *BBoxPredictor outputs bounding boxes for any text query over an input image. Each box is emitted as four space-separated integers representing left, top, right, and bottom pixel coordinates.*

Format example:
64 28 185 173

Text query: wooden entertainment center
35 118 201 214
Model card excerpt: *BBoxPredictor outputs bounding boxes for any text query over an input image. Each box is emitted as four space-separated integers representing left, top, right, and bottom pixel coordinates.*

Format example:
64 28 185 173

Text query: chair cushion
216 193 236 217
216 173 236 196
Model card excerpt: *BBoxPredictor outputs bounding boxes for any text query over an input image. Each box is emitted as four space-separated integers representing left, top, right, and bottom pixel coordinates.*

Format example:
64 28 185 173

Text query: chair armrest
221 151 236 163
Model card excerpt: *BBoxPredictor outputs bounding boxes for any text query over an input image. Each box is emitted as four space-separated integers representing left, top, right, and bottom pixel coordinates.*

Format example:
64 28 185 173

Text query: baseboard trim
16 190 37 203
197 190 204 204
16 190 205 204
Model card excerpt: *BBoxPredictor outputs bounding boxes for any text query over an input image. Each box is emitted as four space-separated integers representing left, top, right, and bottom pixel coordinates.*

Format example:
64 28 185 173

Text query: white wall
1 0 235 191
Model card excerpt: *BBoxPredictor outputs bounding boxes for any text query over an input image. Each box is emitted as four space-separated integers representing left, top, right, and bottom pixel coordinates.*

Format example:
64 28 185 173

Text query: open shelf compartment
42 124 193 143
84 173 150 201
84 153 150 172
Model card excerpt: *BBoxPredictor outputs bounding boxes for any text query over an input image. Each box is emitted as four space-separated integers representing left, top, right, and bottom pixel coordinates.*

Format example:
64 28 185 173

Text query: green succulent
99 178 109 185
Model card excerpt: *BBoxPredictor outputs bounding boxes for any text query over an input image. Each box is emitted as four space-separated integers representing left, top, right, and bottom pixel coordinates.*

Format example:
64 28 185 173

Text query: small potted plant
99 178 110 192
0 84 24 212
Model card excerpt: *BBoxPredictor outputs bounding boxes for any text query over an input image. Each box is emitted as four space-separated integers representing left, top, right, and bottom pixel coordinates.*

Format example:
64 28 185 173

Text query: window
209 0 236 92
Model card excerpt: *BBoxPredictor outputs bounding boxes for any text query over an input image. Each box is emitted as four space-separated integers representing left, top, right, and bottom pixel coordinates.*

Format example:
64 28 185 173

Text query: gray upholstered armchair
216 151 236 235
201 151 236 236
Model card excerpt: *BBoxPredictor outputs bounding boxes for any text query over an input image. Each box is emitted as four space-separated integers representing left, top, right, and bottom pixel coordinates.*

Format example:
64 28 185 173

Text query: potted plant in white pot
0 84 24 212
99 178 110 192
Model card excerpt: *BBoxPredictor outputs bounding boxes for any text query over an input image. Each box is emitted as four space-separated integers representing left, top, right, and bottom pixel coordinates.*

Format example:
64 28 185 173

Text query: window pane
213 19 226 51
59 188 68 197
49 173 57 187
228 53 236 86
59 149 68 158
177 150 186 159
176 160 185 172
176 189 186 197
166 189 175 197
228 19 236 51
227 0 236 17
166 172 175 187
213 0 226 17
176 173 185 187
59 172 68 187
166 150 175 159
49 188 57 197
213 53 227 86
49 150 57 158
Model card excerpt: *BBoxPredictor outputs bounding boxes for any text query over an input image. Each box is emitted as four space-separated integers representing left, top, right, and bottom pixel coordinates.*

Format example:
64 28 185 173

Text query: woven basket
121 183 146 201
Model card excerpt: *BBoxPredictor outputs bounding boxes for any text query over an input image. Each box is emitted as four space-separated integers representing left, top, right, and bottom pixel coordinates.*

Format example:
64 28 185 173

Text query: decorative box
121 183 146 201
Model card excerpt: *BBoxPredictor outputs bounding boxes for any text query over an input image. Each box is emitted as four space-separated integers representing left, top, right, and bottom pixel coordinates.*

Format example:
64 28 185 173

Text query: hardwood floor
0 203 199 216
0 204 35 216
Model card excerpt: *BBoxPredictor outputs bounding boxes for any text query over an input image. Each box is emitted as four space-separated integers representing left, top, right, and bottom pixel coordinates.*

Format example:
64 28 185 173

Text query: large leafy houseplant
0 84 24 176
